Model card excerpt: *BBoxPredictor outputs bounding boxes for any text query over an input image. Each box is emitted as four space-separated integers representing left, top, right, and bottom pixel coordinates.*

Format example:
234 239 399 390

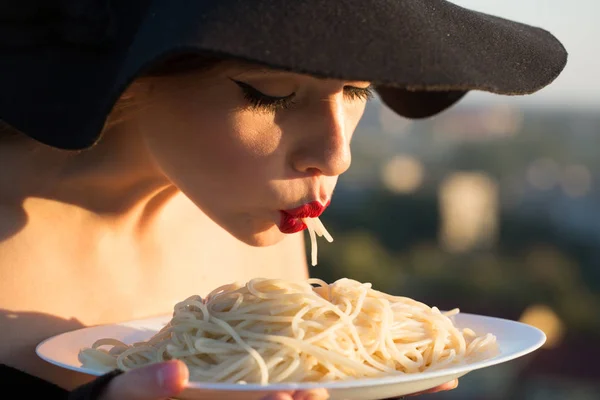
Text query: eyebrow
236 66 310 78
235 66 371 86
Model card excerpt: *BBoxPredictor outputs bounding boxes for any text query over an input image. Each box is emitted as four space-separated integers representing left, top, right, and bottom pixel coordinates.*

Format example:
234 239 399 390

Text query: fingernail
156 360 189 393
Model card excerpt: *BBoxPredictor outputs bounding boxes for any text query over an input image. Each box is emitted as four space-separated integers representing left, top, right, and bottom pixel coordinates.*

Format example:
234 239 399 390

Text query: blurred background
309 1 600 399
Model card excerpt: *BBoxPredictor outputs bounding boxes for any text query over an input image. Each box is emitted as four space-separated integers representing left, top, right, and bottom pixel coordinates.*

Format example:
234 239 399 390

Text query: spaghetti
78 278 499 384
303 217 333 266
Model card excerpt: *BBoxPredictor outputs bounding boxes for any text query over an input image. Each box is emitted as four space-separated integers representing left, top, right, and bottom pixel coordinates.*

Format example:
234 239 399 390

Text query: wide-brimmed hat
0 0 567 150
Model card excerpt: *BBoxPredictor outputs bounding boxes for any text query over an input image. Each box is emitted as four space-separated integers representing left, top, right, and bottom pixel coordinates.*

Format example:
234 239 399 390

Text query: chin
233 225 289 247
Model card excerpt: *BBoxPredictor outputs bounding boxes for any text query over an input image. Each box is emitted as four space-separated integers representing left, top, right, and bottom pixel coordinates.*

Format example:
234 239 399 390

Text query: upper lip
281 201 329 218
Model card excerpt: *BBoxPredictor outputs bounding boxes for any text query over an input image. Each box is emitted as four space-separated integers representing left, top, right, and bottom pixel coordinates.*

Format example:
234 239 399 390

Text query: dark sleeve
68 369 123 400
1 364 123 400
1 363 68 399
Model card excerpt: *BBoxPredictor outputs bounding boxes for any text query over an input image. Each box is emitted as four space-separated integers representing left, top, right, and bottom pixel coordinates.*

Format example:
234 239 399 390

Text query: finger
260 392 295 400
291 388 330 400
100 360 189 400
261 389 330 400
406 379 459 396
423 379 459 393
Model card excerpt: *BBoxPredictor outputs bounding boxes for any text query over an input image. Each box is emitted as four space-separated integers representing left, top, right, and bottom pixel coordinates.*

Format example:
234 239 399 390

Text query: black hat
0 0 567 150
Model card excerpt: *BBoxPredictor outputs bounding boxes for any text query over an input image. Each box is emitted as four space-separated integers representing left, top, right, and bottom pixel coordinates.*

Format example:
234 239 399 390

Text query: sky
447 0 599 110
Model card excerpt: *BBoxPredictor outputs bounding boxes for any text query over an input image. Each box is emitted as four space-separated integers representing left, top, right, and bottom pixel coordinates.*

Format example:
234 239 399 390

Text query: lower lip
279 212 307 234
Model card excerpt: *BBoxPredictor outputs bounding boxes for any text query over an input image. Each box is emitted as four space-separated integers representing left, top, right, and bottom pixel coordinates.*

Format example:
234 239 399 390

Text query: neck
0 124 177 221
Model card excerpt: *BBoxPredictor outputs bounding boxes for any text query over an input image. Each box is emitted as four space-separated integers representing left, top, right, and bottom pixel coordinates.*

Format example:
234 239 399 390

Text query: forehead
224 62 371 87
145 56 370 91
218 61 317 80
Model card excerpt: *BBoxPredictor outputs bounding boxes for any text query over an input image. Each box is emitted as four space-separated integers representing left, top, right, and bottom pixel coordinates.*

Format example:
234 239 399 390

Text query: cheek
229 114 285 159
139 103 285 198
346 102 368 141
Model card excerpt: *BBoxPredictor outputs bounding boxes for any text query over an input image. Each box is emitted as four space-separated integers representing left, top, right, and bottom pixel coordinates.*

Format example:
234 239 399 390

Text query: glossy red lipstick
279 201 329 234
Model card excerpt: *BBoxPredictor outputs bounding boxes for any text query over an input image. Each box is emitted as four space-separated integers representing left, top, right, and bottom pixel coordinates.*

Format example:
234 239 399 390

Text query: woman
0 1 567 399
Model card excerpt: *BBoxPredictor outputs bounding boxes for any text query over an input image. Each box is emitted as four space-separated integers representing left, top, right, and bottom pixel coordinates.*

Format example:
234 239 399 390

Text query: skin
0 61 456 399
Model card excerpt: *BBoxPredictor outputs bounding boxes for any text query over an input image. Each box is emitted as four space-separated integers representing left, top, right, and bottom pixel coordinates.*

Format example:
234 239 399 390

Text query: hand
88 361 456 400
98 360 189 400
260 379 459 400
406 379 459 396
95 361 328 400
261 388 329 400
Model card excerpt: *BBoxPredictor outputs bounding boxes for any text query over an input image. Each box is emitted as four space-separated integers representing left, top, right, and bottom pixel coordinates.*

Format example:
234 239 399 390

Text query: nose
291 95 352 176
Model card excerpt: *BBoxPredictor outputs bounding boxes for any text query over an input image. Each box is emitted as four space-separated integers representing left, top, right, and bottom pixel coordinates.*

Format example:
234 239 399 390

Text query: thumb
100 360 189 400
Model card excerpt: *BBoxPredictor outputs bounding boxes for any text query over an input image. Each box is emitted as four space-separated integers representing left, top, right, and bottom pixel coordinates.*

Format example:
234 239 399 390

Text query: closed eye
232 79 373 113
231 79 296 112
344 85 374 101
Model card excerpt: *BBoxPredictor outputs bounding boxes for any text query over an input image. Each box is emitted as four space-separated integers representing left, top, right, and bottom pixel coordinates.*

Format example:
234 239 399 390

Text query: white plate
36 313 545 400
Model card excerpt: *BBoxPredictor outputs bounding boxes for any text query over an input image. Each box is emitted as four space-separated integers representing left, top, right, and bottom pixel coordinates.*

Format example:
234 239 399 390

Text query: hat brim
0 0 567 149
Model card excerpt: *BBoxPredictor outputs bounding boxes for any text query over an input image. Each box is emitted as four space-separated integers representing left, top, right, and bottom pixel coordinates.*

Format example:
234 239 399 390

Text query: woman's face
135 62 371 246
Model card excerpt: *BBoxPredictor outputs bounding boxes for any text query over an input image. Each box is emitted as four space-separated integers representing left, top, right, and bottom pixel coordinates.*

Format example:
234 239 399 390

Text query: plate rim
36 312 546 391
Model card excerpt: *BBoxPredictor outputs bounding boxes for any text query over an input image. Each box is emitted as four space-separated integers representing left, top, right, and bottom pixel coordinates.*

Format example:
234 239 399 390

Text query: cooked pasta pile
78 278 499 384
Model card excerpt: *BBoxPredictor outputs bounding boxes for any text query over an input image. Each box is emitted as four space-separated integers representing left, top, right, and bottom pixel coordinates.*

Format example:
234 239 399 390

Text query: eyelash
232 80 374 112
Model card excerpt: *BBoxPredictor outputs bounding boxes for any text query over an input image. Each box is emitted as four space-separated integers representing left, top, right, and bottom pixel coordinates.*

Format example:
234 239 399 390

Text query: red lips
279 201 329 234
